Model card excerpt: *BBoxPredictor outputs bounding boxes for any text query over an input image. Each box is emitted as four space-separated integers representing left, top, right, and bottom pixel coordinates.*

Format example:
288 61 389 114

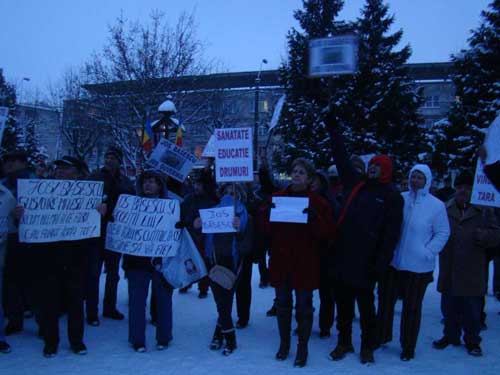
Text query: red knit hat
369 155 393 184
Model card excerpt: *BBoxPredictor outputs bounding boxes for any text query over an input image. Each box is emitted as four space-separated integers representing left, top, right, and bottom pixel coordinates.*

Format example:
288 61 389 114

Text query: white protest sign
105 194 182 257
215 127 254 182
270 197 309 224
17 179 104 243
146 138 198 182
309 35 358 77
199 206 236 234
484 115 500 165
202 135 217 157
471 160 500 208
0 106 8 145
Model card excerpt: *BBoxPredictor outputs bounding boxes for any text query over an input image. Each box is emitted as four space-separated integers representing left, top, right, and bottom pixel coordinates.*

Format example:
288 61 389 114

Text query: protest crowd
0 109 500 370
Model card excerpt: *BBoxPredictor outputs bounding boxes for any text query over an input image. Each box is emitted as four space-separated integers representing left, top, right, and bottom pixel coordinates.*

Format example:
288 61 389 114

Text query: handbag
208 264 237 290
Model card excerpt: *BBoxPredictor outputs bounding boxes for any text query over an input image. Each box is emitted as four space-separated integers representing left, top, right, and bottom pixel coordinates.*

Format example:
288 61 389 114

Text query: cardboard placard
17 179 103 243
147 138 198 182
105 194 182 257
214 127 253 182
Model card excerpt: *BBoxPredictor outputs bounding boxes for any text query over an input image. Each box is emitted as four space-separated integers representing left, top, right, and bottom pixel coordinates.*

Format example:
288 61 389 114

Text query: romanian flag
175 126 183 147
141 119 154 153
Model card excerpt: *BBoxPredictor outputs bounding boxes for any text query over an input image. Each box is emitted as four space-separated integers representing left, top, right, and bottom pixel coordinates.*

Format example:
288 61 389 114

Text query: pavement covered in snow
2 264 500 375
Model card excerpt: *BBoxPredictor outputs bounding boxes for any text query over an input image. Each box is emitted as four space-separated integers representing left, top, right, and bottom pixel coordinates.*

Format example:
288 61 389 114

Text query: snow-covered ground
2 264 500 375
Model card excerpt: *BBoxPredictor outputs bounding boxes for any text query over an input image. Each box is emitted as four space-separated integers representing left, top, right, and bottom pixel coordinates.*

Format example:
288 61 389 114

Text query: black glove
302 207 316 222
175 221 185 229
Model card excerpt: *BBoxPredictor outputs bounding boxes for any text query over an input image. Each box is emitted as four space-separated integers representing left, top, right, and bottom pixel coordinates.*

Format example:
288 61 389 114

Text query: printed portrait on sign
184 259 197 275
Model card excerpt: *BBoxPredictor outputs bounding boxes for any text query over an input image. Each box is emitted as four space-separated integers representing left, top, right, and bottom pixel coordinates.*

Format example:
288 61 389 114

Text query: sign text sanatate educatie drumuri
215 127 253 182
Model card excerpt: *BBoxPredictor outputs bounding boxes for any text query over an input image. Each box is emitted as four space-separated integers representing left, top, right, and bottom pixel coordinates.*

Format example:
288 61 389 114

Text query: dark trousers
236 256 252 323
319 261 335 333
275 280 313 315
3 238 35 325
127 270 173 346
197 256 210 294
492 256 500 293
441 294 482 346
210 280 235 332
376 267 433 352
335 279 376 350
36 263 86 347
257 249 269 284
85 237 121 318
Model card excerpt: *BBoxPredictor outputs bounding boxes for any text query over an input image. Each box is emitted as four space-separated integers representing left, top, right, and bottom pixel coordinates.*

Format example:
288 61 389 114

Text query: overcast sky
0 0 492 99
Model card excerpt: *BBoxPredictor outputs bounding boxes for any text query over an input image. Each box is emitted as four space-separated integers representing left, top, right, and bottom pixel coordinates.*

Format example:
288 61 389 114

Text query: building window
423 96 440 108
223 102 238 114
259 100 269 113
258 126 267 136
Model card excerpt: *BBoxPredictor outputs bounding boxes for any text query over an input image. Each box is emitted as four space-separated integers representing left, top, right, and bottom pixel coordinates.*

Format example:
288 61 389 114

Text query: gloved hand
175 221 186 229
302 207 316 222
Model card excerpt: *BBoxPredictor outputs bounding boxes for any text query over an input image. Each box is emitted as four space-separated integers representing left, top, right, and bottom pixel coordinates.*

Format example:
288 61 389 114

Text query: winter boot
293 310 313 368
209 325 223 350
222 330 237 356
275 308 292 361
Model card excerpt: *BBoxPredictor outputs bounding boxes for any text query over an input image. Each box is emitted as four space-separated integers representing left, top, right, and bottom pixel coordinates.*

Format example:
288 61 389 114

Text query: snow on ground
2 264 500 375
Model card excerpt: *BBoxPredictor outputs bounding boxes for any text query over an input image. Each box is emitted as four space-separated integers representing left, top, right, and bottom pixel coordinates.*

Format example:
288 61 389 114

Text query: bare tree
79 10 216 168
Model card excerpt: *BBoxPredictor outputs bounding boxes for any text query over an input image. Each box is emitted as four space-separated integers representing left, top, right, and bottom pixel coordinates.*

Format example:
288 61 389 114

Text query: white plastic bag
161 229 207 289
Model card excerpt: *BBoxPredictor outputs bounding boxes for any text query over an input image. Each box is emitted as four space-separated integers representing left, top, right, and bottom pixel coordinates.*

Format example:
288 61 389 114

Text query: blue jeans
127 270 173 346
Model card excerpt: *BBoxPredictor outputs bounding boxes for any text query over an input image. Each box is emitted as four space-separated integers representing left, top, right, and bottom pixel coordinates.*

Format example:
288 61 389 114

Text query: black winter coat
328 126 404 289
88 168 135 225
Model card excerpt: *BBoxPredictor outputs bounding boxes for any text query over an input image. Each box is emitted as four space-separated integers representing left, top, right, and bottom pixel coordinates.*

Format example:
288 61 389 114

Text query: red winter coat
259 186 334 290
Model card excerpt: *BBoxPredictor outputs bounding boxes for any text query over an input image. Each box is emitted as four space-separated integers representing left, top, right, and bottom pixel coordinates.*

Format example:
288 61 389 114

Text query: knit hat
369 155 393 184
454 170 474 187
105 146 123 164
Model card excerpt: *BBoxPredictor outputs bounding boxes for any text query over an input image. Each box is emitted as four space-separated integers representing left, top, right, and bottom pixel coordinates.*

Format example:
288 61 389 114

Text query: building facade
59 62 454 172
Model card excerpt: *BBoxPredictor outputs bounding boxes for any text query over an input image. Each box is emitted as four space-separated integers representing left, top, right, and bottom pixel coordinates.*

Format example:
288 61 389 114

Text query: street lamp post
254 59 267 169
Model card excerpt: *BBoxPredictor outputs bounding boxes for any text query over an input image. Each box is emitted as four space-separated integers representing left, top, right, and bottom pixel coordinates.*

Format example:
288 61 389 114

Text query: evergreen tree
443 0 500 170
346 0 423 176
276 0 423 176
0 69 20 153
276 0 351 171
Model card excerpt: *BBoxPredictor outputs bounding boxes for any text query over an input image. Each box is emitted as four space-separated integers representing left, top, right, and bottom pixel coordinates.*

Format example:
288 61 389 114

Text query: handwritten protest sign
17 179 104 243
147 138 198 182
215 127 253 182
270 197 309 224
199 206 236 233
471 160 500 208
105 194 181 257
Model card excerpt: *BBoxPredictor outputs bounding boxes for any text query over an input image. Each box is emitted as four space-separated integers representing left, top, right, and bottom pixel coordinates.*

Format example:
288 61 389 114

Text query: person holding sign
180 171 218 298
14 156 105 358
433 170 500 357
121 170 179 353
327 119 403 365
258 158 333 368
204 183 253 356
86 146 135 326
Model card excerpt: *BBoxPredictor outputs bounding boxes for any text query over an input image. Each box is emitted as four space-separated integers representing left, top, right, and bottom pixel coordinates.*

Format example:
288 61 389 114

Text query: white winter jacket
391 164 450 273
